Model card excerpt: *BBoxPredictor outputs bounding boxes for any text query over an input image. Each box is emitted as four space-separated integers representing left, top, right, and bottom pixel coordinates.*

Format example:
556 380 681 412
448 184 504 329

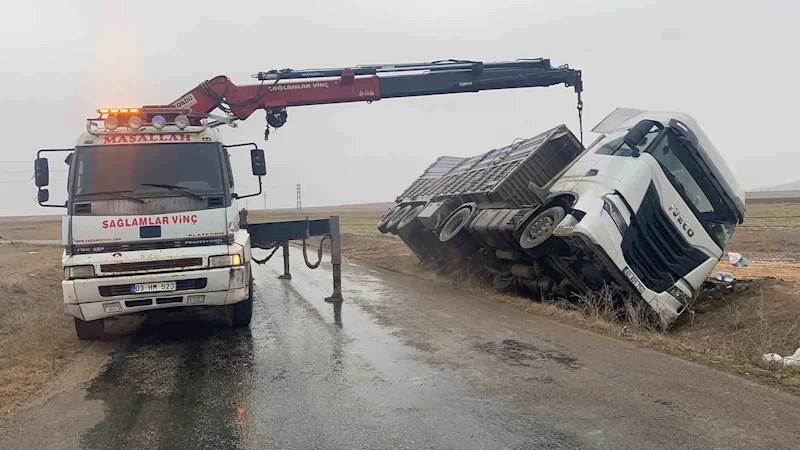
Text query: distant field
0 216 61 241
745 190 800 203
2 200 797 263
729 202 800 264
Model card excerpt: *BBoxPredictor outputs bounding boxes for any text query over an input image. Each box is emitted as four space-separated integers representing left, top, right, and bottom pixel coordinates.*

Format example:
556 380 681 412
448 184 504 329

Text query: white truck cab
35 109 268 339
549 108 745 325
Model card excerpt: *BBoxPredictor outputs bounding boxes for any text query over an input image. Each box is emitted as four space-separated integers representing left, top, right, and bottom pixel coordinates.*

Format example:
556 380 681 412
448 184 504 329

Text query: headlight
65 265 95 279
209 253 243 268
667 285 692 306
602 196 628 235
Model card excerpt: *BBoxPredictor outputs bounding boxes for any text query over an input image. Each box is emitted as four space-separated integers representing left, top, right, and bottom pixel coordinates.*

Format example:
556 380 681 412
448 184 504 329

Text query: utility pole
296 184 302 211
262 190 267 219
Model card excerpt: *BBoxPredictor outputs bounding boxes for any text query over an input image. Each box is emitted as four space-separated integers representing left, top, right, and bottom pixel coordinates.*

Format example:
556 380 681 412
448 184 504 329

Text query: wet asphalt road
76 257 575 450
3 252 800 449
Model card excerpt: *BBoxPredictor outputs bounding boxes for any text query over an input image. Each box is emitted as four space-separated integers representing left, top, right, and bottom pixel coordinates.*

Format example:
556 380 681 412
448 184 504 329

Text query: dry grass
670 279 800 388
0 280 25 294
0 244 88 415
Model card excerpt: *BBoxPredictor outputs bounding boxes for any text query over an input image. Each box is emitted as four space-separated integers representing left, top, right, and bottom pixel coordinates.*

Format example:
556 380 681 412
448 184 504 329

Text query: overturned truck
378 108 746 327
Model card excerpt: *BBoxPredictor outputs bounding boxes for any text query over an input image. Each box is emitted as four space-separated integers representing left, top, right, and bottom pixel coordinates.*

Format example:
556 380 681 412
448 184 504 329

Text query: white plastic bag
763 348 800 368
728 252 742 265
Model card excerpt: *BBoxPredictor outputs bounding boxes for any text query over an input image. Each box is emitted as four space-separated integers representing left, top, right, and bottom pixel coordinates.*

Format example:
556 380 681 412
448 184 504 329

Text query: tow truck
33 58 585 339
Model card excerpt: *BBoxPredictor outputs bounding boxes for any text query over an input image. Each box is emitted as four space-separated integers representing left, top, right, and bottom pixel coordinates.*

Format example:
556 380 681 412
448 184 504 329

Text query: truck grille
100 258 203 274
621 184 708 293
70 235 233 255
99 278 208 297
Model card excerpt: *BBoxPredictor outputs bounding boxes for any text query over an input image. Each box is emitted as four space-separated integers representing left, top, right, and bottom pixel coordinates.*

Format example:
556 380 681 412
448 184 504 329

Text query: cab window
595 127 660 157
647 131 738 247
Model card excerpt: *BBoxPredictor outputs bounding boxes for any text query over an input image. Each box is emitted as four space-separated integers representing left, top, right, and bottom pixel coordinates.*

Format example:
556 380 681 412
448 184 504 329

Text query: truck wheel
231 276 253 328
74 318 104 341
519 206 565 250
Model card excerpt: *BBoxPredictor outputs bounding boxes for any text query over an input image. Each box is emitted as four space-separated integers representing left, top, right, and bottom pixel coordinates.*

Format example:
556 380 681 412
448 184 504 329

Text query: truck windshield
646 130 738 247
73 143 224 198
594 127 660 157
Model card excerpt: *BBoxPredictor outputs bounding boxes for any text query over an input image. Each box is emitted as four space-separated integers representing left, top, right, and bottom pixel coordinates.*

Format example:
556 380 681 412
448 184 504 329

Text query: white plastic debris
715 271 735 283
727 252 748 267
763 348 800 368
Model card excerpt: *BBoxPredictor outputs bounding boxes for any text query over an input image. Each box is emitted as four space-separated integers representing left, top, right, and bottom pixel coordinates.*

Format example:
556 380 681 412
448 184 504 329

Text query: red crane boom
151 58 584 139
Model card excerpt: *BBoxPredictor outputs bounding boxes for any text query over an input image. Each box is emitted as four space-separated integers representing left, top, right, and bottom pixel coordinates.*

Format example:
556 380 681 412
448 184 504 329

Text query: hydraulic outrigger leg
325 216 343 303
244 216 344 303
278 242 292 280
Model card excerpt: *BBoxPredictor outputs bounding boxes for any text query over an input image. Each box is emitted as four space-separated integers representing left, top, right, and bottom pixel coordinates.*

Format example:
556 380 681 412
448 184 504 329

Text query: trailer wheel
232 276 254 328
385 205 414 235
439 205 475 242
377 205 404 234
74 318 104 341
519 206 565 250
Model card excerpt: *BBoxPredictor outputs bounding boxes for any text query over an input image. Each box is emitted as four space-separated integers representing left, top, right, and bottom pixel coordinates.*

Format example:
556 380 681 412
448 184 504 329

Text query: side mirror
34 157 50 187
64 153 73 166
37 189 50 203
250 148 266 176
623 120 659 156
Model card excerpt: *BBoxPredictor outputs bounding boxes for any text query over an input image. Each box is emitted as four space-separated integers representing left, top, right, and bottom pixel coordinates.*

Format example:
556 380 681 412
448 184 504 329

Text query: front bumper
564 205 693 327
63 266 250 321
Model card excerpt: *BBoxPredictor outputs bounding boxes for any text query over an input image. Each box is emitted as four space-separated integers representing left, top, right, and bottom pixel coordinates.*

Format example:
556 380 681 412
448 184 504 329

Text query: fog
2 0 798 215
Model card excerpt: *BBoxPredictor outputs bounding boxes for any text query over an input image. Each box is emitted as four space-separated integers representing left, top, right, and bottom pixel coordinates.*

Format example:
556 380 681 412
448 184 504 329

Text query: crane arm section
164 59 582 122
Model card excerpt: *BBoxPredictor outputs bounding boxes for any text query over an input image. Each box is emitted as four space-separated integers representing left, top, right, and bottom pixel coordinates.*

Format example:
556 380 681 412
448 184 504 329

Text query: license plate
131 281 176 294
623 266 646 294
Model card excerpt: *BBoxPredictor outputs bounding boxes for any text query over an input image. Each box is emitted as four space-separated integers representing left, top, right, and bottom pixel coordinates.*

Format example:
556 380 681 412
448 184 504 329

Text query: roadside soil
0 243 131 417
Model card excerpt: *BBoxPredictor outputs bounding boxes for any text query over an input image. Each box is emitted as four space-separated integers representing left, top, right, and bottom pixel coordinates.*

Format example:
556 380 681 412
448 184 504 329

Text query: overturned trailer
379 109 746 327
378 125 587 296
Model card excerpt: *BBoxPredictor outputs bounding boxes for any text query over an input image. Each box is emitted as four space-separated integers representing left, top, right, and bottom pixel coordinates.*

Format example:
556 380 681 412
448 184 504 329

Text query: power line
0 179 66 184
0 170 67 174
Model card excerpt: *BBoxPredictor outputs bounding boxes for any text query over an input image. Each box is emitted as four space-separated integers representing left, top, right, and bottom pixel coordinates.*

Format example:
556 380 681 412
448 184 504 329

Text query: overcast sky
1 0 798 215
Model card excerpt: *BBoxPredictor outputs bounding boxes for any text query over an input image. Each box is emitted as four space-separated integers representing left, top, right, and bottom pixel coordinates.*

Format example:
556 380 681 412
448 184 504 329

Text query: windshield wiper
140 183 204 201
75 190 146 204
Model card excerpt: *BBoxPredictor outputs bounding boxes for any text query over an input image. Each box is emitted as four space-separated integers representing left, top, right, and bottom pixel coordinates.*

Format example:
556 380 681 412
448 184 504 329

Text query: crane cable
576 91 584 145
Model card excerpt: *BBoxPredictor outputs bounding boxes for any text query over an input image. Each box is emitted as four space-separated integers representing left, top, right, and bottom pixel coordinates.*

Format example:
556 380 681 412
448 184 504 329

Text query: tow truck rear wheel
74 318 104 341
231 275 254 328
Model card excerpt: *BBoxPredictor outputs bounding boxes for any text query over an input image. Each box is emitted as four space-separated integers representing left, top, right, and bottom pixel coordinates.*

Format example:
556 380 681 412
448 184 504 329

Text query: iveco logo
668 205 695 237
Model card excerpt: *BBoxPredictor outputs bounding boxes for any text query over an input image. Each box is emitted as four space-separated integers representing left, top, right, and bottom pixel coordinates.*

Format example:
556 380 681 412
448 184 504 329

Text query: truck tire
385 205 414 235
377 205 404 234
231 276 253 328
74 318 104 341
519 206 565 251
